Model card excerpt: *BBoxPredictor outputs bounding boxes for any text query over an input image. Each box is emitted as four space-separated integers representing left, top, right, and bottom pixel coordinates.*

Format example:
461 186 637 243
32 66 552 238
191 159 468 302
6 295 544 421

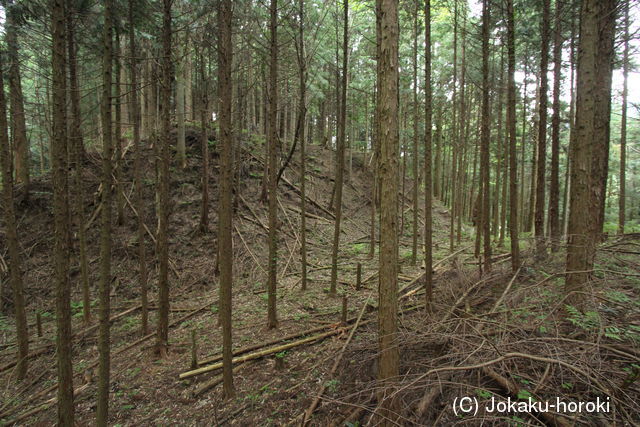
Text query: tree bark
618 0 629 235
565 0 616 302
217 0 235 399
480 0 492 273
535 0 550 258
506 0 520 271
330 0 349 296
376 0 400 423
0 51 29 381
424 0 433 307
296 0 309 291
97 0 114 423
549 0 562 250
67 4 90 325
267 0 279 329
129 0 149 336
51 0 74 422
5 1 29 192
156 0 172 357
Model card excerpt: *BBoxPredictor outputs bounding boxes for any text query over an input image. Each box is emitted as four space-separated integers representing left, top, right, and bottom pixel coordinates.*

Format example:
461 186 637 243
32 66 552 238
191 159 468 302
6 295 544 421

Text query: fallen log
179 325 367 380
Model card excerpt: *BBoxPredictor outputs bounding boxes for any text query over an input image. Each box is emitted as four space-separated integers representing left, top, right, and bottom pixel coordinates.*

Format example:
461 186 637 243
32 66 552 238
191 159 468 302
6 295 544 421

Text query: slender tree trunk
296 0 309 291
97 0 114 423
114 29 125 227
449 0 458 254
5 2 29 193
199 49 210 232
329 0 349 296
549 0 562 250
156 0 172 357
217 0 235 398
619 0 629 235
411 5 420 265
267 0 279 329
51 0 74 422
480 0 492 273
0 52 28 381
507 0 520 271
424 0 433 307
67 5 90 324
376 0 399 423
129 0 148 336
535 0 550 258
177 45 186 168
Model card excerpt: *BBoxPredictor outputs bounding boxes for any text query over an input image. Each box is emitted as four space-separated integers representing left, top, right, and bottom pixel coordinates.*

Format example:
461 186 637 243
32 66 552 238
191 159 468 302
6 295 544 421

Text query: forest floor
0 128 639 426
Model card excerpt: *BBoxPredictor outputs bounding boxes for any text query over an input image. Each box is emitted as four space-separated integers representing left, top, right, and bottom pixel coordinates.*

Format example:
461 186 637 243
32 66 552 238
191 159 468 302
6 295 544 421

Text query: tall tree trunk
549 0 562 250
156 0 172 357
296 0 309 291
329 0 349 296
618 0 629 235
480 0 492 273
217 0 235 398
51 0 74 422
424 0 433 307
177 44 186 168
535 0 550 258
115 28 125 227
376 0 399 423
449 0 458 254
5 2 29 193
199 48 210 232
411 4 420 266
565 0 616 302
506 0 520 271
0 51 29 381
129 0 148 336
97 0 114 423
267 0 279 329
67 4 90 324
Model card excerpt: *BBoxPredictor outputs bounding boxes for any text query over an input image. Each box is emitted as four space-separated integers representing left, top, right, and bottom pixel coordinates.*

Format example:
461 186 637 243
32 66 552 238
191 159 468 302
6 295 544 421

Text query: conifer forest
1 0 640 425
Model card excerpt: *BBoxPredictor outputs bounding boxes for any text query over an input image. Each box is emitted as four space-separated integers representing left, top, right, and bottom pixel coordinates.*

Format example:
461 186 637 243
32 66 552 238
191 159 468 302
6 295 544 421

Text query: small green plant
349 243 367 256
516 389 533 400
565 305 600 330
561 382 573 390
476 389 492 399
325 379 340 393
